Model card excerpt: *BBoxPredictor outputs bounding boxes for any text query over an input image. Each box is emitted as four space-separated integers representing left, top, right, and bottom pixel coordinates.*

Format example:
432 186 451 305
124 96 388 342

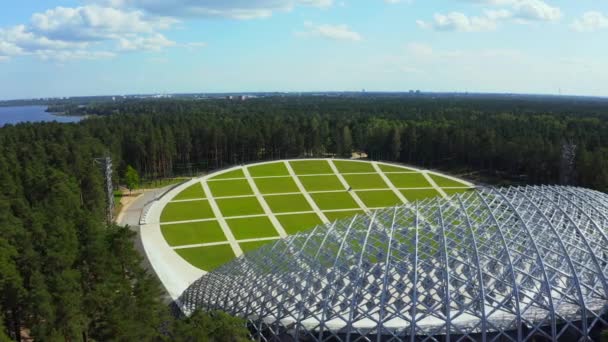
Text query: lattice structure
178 186 608 341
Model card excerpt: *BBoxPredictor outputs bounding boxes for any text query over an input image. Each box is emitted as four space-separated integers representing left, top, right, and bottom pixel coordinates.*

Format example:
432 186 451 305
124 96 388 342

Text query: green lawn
247 162 289 177
333 160 376 173
161 221 226 246
400 189 441 202
160 200 215 222
172 183 206 201
175 244 235 271
289 160 333 175
310 192 360 210
378 164 417 172
215 197 264 217
264 194 312 213
356 190 403 208
226 216 278 240
207 179 253 197
343 173 389 190
210 169 245 180
299 175 345 192
158 160 473 270
430 174 469 188
386 173 432 188
240 240 275 253
276 213 324 234
254 177 299 194
324 210 365 222
443 187 474 197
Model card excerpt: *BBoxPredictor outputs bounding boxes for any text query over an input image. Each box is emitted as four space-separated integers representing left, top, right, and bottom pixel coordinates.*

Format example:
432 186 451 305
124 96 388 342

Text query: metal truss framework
179 186 608 341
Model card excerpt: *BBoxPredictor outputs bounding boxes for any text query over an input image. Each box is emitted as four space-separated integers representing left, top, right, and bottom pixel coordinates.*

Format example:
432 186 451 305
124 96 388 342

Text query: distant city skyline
1 1 608 99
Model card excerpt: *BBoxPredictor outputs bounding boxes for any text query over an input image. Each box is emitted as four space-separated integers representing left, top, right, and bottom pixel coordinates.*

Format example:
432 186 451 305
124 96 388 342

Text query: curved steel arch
178 186 608 341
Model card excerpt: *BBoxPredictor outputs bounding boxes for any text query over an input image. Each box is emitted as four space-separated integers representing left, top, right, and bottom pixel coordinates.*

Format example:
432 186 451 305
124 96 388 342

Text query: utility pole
95 156 114 223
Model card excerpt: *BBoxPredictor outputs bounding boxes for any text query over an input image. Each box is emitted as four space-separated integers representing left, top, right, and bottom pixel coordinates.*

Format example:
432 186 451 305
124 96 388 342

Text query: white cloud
419 0 561 32
0 5 180 61
571 11 608 32
299 0 333 8
0 0 336 61
96 0 332 20
510 0 561 22
297 22 362 41
417 12 498 32
30 6 176 41
37 50 116 61
118 33 175 51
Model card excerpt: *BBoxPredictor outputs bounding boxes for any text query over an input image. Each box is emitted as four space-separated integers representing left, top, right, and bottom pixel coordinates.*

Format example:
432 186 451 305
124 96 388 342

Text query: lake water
0 106 84 127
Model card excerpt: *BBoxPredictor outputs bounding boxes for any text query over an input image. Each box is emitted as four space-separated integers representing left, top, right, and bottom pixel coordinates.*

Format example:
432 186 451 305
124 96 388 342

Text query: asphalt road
116 185 178 306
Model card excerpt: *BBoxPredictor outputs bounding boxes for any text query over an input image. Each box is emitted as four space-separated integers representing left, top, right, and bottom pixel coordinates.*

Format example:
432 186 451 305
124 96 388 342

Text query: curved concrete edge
139 160 474 308
140 166 244 303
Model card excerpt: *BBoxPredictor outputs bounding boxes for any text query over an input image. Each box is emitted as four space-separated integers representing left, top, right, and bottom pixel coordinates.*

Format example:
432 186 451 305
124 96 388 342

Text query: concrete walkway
115 185 183 304
242 167 288 238
422 171 449 198
201 181 244 257
284 161 330 224
372 161 410 205
327 159 369 212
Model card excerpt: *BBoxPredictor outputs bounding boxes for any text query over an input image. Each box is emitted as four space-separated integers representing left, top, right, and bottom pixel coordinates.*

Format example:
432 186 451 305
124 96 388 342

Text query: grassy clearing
160 200 215 222
113 191 124 218
333 160 376 173
386 173 431 188
161 221 226 246
356 190 402 208
215 197 264 217
247 162 289 177
208 179 253 197
343 173 388 190
323 210 365 222
175 244 235 271
378 164 416 173
299 175 345 192
289 160 333 175
254 177 299 194
276 213 323 234
400 189 441 202
210 169 245 180
430 174 470 188
172 183 206 201
311 192 359 210
264 194 312 213
240 240 275 253
226 216 279 240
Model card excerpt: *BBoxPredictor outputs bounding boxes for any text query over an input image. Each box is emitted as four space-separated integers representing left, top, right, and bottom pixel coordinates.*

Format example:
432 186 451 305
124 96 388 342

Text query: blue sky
1 0 607 99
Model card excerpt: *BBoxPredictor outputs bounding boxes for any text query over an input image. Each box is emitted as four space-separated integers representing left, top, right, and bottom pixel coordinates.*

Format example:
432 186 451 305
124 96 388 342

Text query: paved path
327 159 369 212
201 181 244 257
115 185 179 305
242 167 288 238
422 172 449 198
284 161 330 224
372 162 410 204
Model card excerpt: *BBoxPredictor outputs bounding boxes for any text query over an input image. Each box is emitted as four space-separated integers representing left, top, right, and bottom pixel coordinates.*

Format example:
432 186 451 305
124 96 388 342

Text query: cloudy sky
0 0 607 99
